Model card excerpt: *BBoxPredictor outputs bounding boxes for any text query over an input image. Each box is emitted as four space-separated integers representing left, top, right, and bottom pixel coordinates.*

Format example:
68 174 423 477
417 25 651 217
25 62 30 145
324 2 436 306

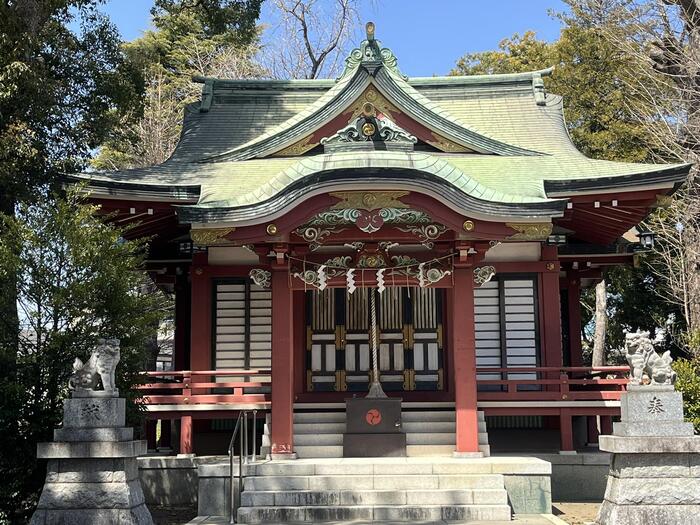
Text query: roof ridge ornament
321 102 417 152
338 21 406 81
532 72 547 106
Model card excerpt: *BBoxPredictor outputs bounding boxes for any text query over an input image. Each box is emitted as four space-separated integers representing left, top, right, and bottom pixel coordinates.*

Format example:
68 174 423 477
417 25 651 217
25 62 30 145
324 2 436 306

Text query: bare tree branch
260 0 361 79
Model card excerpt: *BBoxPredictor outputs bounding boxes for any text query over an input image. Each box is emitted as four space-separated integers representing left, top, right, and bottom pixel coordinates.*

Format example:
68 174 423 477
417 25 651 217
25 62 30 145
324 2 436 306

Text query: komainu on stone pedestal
595 331 700 525
30 339 154 525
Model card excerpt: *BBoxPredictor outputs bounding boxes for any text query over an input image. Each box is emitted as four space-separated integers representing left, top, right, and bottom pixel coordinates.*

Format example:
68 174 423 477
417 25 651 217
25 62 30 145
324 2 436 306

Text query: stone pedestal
596 385 700 525
31 392 153 525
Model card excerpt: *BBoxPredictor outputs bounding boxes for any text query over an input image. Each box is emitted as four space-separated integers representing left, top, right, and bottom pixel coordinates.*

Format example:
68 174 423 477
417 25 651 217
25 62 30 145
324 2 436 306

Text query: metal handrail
227 410 259 524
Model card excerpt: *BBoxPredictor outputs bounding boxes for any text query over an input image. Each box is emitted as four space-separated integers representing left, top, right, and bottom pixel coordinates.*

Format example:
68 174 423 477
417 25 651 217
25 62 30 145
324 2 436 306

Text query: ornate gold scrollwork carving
272 135 317 157
329 191 409 211
190 227 235 246
505 222 553 241
426 132 472 153
347 87 400 121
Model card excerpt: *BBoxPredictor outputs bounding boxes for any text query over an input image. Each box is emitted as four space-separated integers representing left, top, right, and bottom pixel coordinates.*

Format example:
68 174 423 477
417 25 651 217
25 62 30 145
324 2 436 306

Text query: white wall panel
214 281 272 380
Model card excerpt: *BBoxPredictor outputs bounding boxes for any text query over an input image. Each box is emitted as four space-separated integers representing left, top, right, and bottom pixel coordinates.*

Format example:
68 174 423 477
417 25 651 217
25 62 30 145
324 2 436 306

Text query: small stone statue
625 331 676 386
68 338 121 394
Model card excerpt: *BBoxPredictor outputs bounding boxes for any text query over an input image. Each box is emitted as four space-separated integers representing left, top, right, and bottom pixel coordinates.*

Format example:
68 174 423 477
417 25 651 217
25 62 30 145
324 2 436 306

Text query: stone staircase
236 459 511 523
262 409 491 458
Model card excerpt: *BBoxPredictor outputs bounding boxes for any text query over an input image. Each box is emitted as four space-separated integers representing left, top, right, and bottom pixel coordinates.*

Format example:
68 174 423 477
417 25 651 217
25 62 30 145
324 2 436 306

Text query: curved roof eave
65 174 200 202
176 165 566 225
544 163 692 196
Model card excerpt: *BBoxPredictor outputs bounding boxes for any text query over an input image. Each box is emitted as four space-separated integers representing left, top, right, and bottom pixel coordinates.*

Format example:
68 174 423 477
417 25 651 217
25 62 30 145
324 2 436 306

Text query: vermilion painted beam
270 264 296 458
452 266 480 455
180 415 193 454
293 291 306 396
540 246 563 369
174 272 190 370
567 272 583 367
190 253 211 371
559 408 574 452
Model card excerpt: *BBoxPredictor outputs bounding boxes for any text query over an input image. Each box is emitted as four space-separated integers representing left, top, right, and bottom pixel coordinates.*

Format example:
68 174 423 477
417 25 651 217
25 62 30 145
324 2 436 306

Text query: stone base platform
596 436 700 525
196 455 552 522
31 394 154 525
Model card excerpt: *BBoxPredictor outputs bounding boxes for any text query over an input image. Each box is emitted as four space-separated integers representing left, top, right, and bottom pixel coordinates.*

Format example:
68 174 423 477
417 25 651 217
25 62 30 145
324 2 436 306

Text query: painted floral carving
295 206 444 250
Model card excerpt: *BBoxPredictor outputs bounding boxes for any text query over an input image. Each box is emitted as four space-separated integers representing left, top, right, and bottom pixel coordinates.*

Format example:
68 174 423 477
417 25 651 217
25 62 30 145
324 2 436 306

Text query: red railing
476 366 629 401
137 369 272 407
136 366 629 408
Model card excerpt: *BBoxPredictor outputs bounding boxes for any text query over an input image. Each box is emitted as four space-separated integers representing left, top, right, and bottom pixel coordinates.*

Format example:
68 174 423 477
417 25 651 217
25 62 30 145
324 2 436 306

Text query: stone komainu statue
68 338 121 393
625 331 676 386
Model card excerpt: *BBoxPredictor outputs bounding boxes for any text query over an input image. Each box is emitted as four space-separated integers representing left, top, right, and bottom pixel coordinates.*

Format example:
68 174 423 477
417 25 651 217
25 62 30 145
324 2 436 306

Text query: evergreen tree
93 0 264 170
0 189 170 522
451 9 677 357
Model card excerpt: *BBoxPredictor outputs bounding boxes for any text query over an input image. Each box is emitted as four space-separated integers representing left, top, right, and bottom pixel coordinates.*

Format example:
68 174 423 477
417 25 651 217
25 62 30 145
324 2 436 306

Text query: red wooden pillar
540 246 562 368
190 252 211 371
146 419 157 450
587 415 600 445
601 415 613 436
559 409 575 453
270 261 296 458
160 418 172 449
452 265 480 455
567 271 583 367
180 415 193 454
174 270 191 370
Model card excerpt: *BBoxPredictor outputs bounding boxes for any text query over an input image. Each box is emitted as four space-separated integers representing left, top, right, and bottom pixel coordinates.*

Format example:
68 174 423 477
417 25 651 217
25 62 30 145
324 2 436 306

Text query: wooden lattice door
305 287 444 392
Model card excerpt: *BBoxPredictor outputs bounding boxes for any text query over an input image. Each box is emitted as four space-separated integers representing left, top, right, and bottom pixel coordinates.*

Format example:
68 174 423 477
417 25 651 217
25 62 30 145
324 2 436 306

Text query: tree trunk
592 279 607 367
0 192 19 373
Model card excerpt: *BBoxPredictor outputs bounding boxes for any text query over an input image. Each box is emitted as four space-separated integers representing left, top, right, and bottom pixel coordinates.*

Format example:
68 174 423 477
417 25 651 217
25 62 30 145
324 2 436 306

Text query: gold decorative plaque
463 220 475 232
505 222 553 241
426 132 472 153
190 227 235 246
348 87 400 121
272 135 317 157
266 223 279 235
330 191 409 211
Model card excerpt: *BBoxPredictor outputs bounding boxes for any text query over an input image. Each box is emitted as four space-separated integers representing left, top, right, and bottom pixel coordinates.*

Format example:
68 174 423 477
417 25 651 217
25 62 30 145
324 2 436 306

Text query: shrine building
74 25 690 460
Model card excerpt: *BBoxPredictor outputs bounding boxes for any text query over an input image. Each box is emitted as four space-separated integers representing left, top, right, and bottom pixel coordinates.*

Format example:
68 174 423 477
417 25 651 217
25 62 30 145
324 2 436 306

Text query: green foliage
581 264 682 357
673 359 700 433
152 0 262 45
451 7 674 358
0 2 144 204
93 0 264 170
0 188 171 523
452 31 554 76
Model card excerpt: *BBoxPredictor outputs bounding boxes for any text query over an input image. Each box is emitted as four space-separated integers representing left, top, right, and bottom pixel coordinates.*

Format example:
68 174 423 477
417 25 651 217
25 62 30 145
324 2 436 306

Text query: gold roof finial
366 21 375 41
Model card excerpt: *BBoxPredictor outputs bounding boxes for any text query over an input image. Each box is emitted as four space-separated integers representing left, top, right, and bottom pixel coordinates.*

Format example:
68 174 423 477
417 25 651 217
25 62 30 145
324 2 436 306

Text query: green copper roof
77 28 691 225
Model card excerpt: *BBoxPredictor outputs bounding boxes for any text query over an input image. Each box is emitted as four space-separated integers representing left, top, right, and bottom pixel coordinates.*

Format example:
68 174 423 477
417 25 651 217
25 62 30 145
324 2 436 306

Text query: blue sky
100 0 566 77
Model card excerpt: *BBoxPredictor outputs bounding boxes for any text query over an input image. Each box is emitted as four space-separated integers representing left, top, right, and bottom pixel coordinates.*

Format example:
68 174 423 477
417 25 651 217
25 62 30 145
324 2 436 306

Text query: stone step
249 459 506 477
294 434 343 446
277 443 490 459
289 421 486 435
294 432 484 447
291 420 481 433
293 412 345 423
293 422 344 434
404 445 456 457
237 504 511 523
291 410 470 424
241 488 508 507
244 474 505 491
294 445 343 458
